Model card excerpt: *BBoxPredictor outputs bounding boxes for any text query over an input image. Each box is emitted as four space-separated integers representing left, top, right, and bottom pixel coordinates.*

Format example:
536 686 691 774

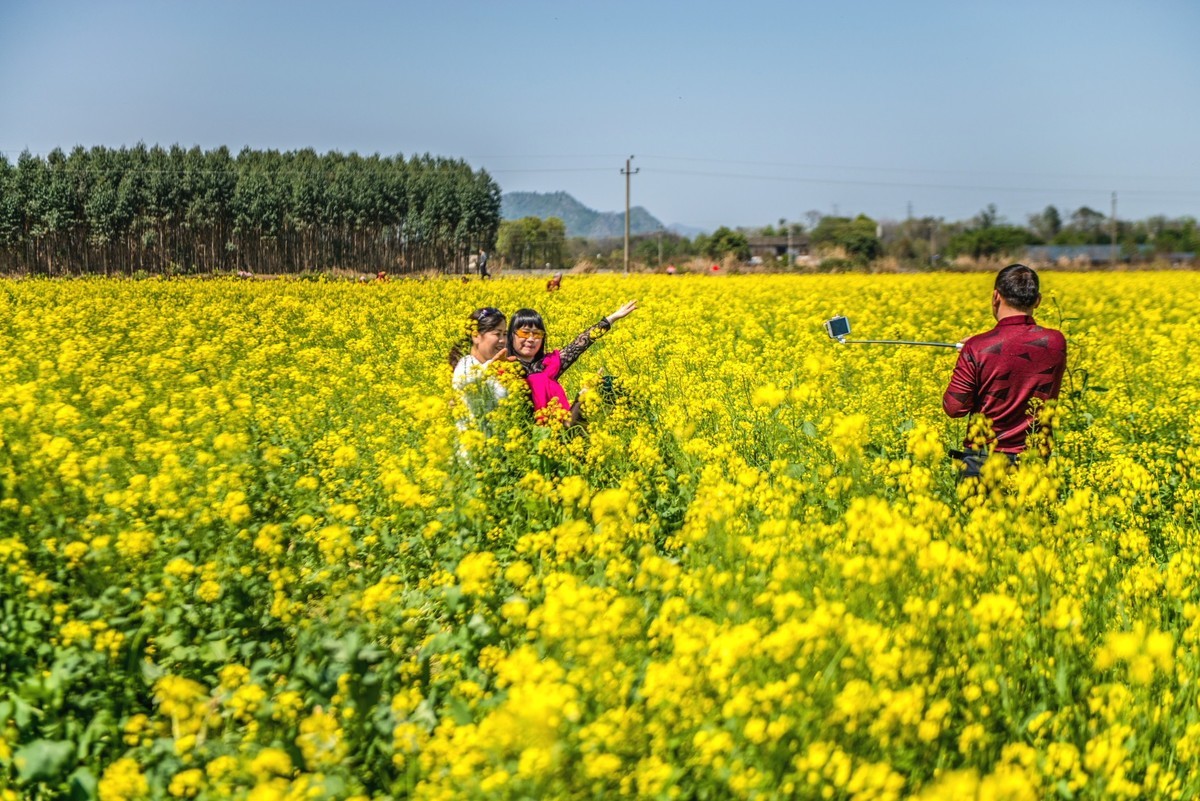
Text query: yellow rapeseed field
1 273 1199 800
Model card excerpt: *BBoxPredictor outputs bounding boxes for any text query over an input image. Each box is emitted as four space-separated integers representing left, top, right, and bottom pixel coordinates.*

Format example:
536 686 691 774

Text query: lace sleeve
557 318 612 375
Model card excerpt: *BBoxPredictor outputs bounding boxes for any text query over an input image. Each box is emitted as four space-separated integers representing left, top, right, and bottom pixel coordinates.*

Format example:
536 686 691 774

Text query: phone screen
825 316 850 339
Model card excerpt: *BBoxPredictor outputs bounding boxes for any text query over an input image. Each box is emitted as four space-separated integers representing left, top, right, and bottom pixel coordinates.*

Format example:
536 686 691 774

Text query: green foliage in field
1 274 1199 799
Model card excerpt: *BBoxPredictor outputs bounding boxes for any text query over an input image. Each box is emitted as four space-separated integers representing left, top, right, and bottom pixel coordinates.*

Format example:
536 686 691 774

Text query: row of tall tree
495 216 567 270
0 145 501 275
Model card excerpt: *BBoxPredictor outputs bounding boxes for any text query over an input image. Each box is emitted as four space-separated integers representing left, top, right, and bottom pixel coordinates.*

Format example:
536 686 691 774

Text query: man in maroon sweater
943 264 1067 478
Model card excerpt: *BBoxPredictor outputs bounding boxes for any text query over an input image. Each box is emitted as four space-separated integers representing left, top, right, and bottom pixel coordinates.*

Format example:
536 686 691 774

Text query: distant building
1025 245 1195 266
747 235 810 260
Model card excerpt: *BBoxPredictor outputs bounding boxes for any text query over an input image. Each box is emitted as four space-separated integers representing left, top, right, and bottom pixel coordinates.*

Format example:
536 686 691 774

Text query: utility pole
622 155 638 275
1110 191 1118 266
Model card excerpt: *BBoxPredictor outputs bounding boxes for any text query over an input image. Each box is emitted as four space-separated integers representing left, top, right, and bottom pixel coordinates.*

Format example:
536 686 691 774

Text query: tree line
495 216 568 270
0 145 501 275
500 203 1198 272
892 204 1199 265
694 205 1198 268
496 218 760 270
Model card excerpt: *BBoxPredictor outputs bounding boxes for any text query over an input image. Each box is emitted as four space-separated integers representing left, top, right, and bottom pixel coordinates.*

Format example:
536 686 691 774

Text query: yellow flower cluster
1 273 1199 798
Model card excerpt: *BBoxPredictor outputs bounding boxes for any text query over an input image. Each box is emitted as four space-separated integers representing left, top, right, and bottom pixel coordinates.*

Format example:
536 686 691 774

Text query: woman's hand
484 347 516 366
605 300 638 325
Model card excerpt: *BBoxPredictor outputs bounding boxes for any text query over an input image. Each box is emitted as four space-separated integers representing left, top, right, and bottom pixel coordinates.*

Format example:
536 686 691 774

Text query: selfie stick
824 315 961 350
835 336 961 350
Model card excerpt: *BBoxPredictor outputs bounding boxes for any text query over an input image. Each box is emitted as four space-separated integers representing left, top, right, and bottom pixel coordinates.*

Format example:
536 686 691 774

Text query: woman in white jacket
448 307 509 429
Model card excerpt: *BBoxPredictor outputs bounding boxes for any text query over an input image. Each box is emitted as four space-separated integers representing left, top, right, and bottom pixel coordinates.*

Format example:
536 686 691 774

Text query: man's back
943 315 1066 453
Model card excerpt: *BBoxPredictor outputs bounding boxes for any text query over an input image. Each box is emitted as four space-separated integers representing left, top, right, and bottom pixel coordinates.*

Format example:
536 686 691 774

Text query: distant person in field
546 272 563 292
508 301 637 426
449 307 509 429
943 264 1067 478
477 248 490 279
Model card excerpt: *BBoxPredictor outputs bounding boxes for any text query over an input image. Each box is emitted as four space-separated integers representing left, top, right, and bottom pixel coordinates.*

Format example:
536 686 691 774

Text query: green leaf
14 739 76 784
1054 778 1075 798
447 695 474 725
12 695 35 729
250 657 281 679
141 657 166 684
68 766 99 801
200 638 230 662
466 613 493 640
154 630 184 651
443 586 463 613
320 774 347 796
357 644 388 665
78 709 114 758
411 698 438 729
1055 661 1070 703
354 672 383 710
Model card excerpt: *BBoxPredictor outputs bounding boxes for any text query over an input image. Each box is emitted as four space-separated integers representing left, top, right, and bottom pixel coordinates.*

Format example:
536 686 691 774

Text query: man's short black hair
994 263 1040 310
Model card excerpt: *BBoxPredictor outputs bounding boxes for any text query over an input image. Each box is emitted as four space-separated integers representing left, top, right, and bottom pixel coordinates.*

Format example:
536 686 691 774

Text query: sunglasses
514 327 546 342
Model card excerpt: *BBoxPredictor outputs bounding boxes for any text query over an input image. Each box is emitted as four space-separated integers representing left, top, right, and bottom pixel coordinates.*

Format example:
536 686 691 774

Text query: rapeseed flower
98 758 149 801
3 274 1200 799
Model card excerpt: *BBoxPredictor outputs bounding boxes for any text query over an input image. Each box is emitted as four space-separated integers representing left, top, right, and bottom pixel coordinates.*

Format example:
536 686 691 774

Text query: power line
467 153 628 160
486 168 615 174
6 148 1195 192
639 154 1200 185
645 167 1200 198
0 165 612 177
6 147 1196 186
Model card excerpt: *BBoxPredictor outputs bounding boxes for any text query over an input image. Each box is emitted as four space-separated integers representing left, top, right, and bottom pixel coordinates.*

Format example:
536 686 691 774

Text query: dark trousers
952 449 1019 480
567 376 621 431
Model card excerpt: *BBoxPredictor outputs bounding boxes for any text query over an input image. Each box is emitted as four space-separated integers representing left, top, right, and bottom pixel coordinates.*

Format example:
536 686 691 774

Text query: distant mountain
502 191 665 239
668 222 709 237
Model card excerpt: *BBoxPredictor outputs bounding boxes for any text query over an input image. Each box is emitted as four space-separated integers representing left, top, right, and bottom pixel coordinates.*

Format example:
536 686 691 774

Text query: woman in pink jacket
507 300 637 425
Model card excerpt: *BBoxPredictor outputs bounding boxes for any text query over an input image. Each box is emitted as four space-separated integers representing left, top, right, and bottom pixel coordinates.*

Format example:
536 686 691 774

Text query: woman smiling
507 300 638 425
448 307 510 429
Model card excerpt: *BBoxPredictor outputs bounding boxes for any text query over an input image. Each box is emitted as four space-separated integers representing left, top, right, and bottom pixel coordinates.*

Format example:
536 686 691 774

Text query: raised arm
558 301 638 374
942 346 978 418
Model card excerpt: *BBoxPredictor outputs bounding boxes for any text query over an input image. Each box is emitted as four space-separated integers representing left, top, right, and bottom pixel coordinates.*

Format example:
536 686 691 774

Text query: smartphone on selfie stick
824 315 961 350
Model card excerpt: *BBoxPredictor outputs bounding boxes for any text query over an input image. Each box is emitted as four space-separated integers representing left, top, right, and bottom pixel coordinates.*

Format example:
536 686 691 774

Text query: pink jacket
526 351 571 412
522 317 612 423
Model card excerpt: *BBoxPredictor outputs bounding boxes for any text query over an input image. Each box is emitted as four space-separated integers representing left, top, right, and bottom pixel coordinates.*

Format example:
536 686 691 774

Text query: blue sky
2 0 1197 230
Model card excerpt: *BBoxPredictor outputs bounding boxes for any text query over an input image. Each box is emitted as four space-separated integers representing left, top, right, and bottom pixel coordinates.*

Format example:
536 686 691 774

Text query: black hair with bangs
507 308 547 364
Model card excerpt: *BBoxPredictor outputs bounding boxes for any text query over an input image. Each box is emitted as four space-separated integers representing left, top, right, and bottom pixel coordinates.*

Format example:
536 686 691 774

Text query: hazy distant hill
502 191 665 238
667 222 708 238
